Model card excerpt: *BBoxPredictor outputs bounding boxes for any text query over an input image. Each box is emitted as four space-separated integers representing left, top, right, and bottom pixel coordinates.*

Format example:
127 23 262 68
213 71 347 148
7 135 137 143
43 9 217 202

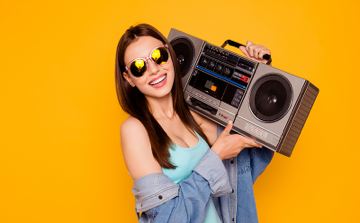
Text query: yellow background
1 0 359 222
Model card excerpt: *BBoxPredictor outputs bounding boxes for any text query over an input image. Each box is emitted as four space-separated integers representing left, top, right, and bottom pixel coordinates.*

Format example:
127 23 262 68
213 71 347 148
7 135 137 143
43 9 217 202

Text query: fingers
222 120 233 135
236 134 263 148
222 121 262 148
239 45 250 58
248 142 263 148
258 48 271 60
246 40 256 57
242 40 271 64
247 43 267 59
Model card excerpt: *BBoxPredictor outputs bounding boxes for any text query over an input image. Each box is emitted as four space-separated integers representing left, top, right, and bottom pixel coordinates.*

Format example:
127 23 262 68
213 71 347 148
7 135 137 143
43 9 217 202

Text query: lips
149 74 167 86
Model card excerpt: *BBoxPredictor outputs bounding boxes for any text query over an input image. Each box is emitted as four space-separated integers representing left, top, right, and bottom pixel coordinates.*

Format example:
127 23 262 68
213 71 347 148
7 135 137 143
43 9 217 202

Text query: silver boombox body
167 29 319 157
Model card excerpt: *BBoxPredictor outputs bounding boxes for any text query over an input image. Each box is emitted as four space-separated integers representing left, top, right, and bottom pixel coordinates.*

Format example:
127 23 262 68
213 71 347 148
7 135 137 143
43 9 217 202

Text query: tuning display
189 69 245 108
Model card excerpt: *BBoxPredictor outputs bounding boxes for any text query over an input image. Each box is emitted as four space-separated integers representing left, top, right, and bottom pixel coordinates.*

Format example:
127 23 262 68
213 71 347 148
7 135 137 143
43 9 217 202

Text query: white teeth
150 75 166 85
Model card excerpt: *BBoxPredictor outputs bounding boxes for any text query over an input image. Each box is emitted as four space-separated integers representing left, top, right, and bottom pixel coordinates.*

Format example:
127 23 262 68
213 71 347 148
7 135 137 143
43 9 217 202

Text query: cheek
169 66 177 83
132 77 147 87
166 61 175 77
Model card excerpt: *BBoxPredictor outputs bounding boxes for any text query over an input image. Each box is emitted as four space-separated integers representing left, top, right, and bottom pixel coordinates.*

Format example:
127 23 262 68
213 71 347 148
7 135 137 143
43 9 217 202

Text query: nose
147 58 160 76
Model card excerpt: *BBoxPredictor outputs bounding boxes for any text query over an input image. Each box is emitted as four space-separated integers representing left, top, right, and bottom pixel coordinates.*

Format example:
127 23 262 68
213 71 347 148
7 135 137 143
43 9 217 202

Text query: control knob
215 64 223 73
200 57 208 66
223 67 231 76
208 60 215 69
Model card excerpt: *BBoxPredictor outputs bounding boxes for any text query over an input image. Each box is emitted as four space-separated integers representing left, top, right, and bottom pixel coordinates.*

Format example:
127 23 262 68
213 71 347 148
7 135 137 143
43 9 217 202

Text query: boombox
167 28 319 157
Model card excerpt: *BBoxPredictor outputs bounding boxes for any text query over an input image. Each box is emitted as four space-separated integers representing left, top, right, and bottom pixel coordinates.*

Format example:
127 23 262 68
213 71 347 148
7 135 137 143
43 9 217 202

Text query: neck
145 93 175 119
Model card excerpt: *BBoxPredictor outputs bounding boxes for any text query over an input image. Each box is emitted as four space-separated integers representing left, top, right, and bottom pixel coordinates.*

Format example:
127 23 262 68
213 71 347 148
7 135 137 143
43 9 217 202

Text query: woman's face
122 36 175 100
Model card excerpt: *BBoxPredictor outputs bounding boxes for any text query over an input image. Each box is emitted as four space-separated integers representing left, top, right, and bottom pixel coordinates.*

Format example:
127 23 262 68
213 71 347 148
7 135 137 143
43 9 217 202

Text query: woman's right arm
121 116 163 180
121 117 238 222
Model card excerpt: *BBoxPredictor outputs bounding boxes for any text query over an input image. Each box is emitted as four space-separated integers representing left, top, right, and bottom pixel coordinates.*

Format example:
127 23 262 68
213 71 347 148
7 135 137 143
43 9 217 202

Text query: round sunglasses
125 45 171 78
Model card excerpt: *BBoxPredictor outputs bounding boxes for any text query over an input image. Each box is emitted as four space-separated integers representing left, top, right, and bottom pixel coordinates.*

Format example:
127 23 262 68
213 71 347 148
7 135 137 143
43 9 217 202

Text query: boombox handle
221 39 272 65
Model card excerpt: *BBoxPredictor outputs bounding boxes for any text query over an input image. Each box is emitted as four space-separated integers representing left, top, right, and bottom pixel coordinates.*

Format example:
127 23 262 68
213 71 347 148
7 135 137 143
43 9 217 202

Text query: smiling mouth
149 74 167 86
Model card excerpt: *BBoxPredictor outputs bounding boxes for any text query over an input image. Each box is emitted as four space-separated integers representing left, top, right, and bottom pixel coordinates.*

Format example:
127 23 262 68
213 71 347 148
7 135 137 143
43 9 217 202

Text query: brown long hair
115 24 211 169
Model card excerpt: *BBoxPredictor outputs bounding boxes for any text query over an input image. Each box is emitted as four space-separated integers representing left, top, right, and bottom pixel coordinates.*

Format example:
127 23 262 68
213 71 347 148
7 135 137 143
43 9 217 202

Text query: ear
123 71 136 87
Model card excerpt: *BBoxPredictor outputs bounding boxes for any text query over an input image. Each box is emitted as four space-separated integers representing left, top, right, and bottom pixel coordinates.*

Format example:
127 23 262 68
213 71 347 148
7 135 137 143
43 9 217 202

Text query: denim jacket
132 125 274 223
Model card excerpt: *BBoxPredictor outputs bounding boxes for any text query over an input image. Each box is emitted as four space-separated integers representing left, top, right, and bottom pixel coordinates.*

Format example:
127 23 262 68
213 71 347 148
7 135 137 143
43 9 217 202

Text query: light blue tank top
162 132 222 223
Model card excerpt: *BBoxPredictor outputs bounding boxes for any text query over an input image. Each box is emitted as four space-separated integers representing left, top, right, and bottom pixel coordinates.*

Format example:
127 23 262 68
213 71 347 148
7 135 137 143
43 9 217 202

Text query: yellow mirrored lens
130 59 147 77
152 49 161 63
151 47 169 65
134 60 145 71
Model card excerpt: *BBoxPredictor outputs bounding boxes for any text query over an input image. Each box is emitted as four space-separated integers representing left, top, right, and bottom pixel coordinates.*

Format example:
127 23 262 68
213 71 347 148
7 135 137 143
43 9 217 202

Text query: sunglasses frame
125 44 171 79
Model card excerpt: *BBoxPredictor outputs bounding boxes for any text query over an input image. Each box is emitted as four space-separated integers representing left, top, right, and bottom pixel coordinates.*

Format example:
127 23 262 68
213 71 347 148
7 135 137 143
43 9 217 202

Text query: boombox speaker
167 28 319 157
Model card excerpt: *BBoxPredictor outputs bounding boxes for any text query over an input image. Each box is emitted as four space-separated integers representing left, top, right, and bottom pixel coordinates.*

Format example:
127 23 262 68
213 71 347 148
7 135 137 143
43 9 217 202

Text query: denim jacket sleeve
132 149 232 222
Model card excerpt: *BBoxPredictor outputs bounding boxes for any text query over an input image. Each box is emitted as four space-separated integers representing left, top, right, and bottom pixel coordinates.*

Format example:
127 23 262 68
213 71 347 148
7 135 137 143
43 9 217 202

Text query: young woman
115 23 274 223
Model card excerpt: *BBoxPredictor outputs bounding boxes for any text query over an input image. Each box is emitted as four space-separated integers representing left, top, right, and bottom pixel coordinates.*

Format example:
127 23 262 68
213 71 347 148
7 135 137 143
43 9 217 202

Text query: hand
211 120 262 160
239 40 271 64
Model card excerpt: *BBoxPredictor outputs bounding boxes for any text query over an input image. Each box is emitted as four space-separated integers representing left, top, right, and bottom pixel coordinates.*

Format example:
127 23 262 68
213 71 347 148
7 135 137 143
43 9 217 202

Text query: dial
223 67 231 76
208 60 215 70
215 64 223 73
200 57 208 67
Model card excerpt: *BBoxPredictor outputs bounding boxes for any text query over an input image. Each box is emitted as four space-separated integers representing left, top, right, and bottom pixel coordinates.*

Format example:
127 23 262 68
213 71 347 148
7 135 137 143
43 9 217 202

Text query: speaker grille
249 74 292 122
278 82 319 156
170 37 195 78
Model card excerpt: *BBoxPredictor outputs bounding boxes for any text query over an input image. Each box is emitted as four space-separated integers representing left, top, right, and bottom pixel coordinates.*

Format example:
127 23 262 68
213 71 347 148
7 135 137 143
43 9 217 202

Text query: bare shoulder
120 116 150 160
121 116 147 137
190 110 218 145
120 116 162 180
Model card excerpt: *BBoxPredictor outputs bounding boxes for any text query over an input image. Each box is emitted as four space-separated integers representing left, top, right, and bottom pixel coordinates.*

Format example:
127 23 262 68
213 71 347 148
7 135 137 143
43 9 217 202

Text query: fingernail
228 120 233 125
